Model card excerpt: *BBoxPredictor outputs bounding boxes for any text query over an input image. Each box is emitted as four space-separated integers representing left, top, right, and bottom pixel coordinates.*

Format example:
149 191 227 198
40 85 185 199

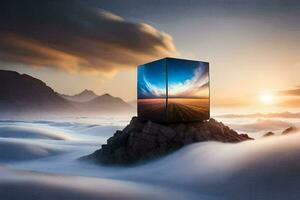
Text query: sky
0 0 300 113
138 58 209 99
167 58 209 98
138 59 166 99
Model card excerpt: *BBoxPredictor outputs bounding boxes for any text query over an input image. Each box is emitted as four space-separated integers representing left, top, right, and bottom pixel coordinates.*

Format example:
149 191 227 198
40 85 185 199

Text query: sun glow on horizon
260 93 274 105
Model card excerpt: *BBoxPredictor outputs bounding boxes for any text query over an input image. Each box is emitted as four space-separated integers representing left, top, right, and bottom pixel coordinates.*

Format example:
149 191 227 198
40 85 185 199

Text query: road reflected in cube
138 59 167 122
138 58 209 123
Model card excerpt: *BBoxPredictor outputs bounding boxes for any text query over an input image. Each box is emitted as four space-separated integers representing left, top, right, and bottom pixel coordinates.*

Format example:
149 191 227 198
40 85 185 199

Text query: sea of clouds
1 116 300 200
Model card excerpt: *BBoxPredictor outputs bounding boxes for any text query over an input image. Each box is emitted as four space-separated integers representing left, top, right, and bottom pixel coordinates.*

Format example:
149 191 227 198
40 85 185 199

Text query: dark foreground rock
82 117 253 165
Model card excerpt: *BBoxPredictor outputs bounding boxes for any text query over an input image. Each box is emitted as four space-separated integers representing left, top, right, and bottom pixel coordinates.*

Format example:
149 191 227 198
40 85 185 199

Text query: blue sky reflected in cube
138 57 209 123
138 59 166 99
168 58 209 98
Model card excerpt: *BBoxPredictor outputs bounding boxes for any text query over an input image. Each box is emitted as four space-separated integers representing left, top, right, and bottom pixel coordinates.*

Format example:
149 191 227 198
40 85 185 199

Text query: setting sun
260 93 274 105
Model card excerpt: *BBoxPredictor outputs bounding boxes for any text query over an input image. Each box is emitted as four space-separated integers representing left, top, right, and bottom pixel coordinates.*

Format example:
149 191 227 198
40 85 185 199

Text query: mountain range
61 89 98 102
0 70 134 117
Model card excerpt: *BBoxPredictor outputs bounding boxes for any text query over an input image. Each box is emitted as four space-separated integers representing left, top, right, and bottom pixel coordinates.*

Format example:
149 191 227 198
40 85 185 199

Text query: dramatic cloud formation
0 0 177 75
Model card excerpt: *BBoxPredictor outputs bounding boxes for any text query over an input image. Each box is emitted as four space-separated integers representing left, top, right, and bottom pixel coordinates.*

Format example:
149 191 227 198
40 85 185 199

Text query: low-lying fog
1 116 300 200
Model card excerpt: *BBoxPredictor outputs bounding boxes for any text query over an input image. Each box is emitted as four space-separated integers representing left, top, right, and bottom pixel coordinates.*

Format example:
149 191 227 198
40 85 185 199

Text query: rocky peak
282 126 298 135
102 93 112 97
82 117 253 165
263 132 275 137
61 89 98 102
81 89 96 96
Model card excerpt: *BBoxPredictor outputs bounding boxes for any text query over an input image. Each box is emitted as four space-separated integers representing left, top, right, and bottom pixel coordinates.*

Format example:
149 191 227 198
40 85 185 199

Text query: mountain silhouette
0 70 72 114
0 70 134 117
61 89 98 102
79 93 133 113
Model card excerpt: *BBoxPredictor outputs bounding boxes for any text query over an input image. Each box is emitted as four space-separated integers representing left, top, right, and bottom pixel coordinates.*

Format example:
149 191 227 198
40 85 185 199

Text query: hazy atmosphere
1 1 300 200
1 0 299 114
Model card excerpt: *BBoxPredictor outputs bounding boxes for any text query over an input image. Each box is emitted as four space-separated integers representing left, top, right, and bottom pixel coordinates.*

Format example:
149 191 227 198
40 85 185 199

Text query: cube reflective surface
138 57 209 123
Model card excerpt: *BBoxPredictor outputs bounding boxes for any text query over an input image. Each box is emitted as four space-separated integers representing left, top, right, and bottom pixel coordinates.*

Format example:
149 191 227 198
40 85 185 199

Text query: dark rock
282 126 298 135
158 133 168 143
82 117 253 165
142 121 159 135
123 117 143 133
160 126 177 139
101 144 111 155
263 132 275 137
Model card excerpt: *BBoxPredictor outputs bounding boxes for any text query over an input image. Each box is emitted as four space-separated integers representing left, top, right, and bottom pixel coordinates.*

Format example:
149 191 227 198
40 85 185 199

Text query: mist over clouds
0 0 177 75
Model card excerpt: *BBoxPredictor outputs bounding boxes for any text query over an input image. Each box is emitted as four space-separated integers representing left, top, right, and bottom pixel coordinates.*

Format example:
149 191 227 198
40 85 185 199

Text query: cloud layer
278 86 300 96
277 86 300 107
0 1 177 75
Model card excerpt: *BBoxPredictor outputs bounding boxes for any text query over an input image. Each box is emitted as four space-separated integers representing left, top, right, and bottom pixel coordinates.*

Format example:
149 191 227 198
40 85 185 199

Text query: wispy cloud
276 86 300 107
278 86 300 96
141 66 209 98
216 112 300 119
168 67 209 98
278 98 300 107
142 76 166 97
0 1 178 75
